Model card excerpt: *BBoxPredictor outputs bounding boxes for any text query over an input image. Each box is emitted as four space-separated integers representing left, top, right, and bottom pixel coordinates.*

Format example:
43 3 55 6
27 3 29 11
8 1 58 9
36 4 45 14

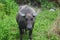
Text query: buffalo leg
25 28 27 34
29 30 32 40
20 29 24 40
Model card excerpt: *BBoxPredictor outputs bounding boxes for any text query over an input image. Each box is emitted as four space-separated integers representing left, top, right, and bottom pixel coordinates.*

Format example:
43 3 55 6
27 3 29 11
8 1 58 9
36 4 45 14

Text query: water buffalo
16 5 37 40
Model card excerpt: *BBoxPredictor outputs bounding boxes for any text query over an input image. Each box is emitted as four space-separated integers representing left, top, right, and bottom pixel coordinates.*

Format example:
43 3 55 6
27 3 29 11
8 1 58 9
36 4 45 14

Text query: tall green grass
33 9 60 40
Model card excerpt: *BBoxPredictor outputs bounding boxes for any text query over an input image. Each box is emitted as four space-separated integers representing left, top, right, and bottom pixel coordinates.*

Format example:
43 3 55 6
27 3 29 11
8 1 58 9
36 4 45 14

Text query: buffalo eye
31 18 33 21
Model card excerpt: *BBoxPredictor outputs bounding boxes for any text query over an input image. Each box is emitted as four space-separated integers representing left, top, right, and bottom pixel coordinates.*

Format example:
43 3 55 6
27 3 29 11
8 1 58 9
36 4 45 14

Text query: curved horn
31 8 37 16
33 13 37 16
19 11 25 16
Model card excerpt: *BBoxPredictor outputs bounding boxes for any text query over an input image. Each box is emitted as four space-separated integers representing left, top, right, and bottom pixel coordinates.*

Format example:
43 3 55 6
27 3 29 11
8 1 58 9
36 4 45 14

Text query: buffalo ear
33 13 37 17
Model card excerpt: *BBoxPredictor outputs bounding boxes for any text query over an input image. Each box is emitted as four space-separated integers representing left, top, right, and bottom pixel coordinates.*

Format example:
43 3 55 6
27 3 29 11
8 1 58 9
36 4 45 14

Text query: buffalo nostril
27 28 32 30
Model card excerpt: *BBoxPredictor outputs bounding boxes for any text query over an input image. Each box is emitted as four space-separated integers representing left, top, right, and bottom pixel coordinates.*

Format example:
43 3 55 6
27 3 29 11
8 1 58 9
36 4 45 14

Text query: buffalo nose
27 24 32 30
27 27 32 30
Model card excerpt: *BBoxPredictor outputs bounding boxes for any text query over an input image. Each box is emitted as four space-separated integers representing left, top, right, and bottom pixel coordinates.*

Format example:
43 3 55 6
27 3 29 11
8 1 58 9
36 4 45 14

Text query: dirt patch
48 13 60 36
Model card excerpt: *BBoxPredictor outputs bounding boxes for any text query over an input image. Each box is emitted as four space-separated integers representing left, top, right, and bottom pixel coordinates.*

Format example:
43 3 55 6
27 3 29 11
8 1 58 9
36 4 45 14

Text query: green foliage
0 0 19 40
41 2 57 9
33 10 60 40
36 0 58 8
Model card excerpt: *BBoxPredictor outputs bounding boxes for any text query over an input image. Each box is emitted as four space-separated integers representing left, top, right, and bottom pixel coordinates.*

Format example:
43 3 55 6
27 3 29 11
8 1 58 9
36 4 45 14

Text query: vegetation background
0 0 60 40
